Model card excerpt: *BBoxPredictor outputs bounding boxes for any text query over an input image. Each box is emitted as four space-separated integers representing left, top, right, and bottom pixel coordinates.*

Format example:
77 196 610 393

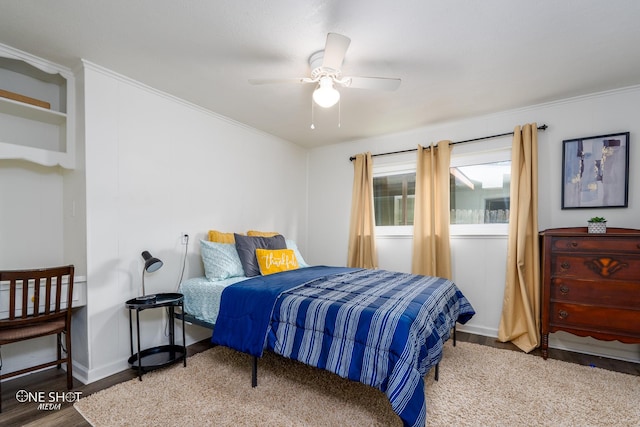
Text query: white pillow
286 239 310 268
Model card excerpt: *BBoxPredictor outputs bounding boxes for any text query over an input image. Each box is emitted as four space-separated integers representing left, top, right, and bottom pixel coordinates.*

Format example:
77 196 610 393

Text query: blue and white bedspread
212 266 475 427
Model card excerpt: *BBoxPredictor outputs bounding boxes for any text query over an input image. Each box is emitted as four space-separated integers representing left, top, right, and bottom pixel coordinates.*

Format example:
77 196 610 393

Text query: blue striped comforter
212 266 475 427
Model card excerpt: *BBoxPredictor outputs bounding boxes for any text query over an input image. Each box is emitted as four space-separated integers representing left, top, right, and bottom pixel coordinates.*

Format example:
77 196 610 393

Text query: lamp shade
138 250 163 301
141 250 163 273
312 76 340 108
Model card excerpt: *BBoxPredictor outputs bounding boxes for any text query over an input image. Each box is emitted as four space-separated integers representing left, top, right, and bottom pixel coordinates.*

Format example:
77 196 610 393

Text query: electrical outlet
181 233 189 245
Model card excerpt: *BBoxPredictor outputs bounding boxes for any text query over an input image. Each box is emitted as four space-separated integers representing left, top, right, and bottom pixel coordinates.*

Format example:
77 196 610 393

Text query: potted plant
587 216 607 234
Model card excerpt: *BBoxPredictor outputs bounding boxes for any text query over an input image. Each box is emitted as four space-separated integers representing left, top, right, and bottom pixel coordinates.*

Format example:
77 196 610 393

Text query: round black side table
125 292 187 380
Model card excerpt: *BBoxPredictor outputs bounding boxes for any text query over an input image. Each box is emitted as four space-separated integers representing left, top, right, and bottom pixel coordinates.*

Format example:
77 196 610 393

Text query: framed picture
561 132 629 209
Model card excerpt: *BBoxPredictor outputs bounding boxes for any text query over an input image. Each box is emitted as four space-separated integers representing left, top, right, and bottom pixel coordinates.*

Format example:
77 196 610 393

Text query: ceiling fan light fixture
313 76 340 108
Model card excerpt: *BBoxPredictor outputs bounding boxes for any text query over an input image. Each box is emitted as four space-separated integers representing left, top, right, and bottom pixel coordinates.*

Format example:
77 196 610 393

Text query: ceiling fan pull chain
310 97 315 130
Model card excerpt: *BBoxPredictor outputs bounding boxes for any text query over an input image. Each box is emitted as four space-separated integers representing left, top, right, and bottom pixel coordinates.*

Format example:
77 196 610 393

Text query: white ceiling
1 1 640 148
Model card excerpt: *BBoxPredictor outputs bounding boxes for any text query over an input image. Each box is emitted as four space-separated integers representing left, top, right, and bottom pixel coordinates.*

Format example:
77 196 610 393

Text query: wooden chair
0 265 75 412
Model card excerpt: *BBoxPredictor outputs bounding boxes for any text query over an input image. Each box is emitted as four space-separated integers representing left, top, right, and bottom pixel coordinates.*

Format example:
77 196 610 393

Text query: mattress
178 276 247 325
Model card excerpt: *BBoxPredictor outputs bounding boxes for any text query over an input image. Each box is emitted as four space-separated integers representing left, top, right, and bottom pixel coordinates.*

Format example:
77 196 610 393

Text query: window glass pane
450 161 511 224
373 173 415 226
373 156 511 232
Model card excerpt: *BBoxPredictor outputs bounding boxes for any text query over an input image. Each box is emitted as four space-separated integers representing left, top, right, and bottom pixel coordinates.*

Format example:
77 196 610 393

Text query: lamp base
135 294 157 302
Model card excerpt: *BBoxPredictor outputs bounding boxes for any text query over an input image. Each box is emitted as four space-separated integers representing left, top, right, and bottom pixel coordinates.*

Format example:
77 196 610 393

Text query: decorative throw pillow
255 249 299 275
246 233 310 268
200 240 245 280
247 230 280 237
208 230 237 243
234 233 286 277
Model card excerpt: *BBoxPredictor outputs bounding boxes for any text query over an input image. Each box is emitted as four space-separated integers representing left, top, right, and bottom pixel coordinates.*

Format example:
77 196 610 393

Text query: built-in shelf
0 43 75 168
0 96 67 125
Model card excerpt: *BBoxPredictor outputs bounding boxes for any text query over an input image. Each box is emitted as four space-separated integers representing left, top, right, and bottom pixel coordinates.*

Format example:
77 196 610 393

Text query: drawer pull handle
558 310 569 319
561 262 570 270
559 285 569 294
570 241 578 248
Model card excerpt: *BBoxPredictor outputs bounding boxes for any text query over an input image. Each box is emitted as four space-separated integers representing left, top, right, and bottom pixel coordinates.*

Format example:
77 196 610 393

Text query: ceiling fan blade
248 77 314 85
343 76 401 91
322 33 351 70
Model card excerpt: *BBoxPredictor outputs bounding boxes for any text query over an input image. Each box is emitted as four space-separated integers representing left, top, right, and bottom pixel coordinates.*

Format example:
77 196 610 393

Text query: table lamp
137 250 163 302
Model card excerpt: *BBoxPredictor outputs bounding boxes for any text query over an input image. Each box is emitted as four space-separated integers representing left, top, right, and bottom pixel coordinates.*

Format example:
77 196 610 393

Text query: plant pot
588 221 607 234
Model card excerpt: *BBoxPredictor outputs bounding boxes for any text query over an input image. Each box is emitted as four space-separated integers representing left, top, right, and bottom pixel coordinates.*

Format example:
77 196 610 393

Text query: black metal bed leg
251 356 258 387
434 324 457 383
453 324 457 347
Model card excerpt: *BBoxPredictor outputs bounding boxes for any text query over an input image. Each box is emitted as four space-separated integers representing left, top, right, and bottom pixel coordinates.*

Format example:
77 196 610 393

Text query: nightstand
125 292 187 380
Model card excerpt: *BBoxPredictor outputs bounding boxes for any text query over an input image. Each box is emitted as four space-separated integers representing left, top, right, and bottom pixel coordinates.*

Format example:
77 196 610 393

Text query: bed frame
175 310 214 330
175 308 455 386
175 309 261 386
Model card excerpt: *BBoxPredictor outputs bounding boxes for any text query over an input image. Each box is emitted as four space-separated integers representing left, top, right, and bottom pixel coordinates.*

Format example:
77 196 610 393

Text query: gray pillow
234 233 286 277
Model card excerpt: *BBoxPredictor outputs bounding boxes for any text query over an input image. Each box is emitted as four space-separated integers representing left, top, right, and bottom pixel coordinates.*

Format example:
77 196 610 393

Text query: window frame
372 143 512 237
449 147 511 236
372 162 417 230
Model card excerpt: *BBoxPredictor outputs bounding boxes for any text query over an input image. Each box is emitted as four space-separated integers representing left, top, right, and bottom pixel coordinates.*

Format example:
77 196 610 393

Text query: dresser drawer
549 302 640 337
551 236 640 253
550 278 640 308
551 254 640 281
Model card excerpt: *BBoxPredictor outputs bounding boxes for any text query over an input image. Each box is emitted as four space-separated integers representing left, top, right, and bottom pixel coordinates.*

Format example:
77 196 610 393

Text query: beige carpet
75 341 640 426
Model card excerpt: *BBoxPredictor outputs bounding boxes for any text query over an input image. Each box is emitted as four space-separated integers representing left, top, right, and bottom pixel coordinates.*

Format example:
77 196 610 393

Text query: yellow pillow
247 230 280 237
255 249 299 276
208 230 237 243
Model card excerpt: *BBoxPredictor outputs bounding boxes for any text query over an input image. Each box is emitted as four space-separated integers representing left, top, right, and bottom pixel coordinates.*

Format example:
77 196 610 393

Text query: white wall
307 85 640 362
0 162 64 268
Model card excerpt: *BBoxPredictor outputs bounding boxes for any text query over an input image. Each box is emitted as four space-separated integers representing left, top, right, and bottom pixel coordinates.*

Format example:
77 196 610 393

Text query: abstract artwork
561 132 629 209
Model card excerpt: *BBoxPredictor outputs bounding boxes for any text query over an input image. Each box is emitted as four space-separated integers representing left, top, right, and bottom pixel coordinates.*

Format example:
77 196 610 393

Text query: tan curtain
498 123 540 352
347 152 378 268
411 141 452 279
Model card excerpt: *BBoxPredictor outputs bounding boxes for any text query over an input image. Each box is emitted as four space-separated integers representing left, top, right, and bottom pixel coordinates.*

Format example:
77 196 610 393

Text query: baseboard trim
458 325 640 363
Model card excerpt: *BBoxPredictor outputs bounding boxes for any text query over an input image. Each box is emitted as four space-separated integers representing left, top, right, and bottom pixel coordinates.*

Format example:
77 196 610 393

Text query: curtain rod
348 124 548 161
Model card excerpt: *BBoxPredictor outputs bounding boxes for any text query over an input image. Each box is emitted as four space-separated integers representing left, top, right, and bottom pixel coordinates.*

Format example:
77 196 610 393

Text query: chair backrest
0 265 75 328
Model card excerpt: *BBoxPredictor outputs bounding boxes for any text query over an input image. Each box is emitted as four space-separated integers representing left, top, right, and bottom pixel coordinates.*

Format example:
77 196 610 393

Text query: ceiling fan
249 33 401 108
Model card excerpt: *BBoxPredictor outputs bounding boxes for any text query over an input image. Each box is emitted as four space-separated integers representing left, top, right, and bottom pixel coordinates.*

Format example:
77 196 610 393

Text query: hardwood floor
1 333 637 427
457 331 640 376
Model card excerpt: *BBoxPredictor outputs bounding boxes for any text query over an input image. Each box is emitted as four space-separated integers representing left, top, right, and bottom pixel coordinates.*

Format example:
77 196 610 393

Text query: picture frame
561 132 629 209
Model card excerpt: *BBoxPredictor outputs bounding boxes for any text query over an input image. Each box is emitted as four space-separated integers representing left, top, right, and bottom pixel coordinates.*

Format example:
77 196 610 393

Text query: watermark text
15 390 83 411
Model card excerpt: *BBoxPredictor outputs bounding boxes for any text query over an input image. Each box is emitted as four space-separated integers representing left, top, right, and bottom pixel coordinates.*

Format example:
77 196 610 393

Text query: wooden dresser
540 227 640 359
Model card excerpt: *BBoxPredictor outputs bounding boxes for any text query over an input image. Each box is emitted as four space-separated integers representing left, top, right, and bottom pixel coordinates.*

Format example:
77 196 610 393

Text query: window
373 146 511 235
373 173 415 226
450 161 511 224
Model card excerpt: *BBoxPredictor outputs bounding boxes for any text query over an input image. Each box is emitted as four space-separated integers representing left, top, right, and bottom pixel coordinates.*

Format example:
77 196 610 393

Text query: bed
177 234 475 427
